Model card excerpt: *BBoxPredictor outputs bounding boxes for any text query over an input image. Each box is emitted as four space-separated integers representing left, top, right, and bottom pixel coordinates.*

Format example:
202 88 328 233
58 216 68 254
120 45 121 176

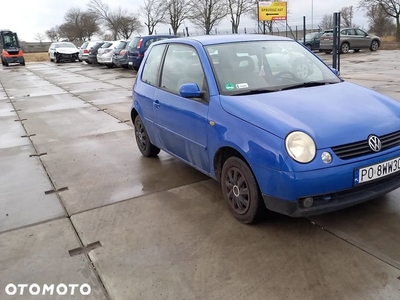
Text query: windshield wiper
231 89 278 96
280 81 338 91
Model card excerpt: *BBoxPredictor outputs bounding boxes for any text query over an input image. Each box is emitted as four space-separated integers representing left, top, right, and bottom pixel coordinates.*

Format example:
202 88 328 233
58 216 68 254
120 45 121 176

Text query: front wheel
221 157 265 224
370 40 379 51
20 58 25 66
134 115 160 157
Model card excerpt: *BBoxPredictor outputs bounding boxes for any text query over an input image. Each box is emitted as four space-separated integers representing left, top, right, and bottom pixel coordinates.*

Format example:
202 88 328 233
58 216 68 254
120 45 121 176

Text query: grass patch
23 52 49 62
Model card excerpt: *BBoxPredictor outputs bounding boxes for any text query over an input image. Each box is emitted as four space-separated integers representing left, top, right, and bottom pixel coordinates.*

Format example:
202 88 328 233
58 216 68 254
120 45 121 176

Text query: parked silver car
97 41 128 68
320 28 381 54
79 40 103 63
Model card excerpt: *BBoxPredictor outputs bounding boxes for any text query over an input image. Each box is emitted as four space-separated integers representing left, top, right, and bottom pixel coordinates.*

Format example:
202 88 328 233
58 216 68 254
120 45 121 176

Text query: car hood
219 81 400 149
55 48 78 54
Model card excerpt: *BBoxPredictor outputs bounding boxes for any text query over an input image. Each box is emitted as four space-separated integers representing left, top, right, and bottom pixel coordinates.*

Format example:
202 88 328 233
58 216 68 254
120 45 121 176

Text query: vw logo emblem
368 135 382 152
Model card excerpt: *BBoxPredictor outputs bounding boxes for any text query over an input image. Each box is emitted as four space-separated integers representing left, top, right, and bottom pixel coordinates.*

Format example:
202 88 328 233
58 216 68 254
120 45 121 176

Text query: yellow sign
258 1 287 21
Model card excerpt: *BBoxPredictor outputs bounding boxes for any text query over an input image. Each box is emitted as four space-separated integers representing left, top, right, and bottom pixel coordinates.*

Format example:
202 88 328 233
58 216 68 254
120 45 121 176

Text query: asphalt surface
1 50 400 300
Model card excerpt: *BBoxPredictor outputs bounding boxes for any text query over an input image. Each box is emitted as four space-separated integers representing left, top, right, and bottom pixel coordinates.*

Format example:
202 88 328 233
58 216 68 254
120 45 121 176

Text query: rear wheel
370 40 379 51
134 115 160 157
221 157 265 224
324 51 332 54
106 64 114 68
133 66 139 71
306 44 312 50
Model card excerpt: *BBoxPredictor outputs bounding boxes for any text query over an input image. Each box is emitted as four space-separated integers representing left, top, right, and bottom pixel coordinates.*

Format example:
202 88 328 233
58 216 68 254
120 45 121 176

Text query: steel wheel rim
224 166 250 215
135 121 147 151
296 63 308 79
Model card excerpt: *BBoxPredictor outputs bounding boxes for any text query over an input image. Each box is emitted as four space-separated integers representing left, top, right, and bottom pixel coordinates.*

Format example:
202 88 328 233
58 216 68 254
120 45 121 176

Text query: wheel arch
213 146 251 182
131 107 138 124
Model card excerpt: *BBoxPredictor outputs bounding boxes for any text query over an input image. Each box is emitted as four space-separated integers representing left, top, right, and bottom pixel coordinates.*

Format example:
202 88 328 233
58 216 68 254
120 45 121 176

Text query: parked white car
48 42 79 63
97 41 116 68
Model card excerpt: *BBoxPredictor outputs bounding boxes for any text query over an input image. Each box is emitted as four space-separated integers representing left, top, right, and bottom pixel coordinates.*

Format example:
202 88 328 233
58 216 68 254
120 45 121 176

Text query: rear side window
141 44 166 86
81 42 88 49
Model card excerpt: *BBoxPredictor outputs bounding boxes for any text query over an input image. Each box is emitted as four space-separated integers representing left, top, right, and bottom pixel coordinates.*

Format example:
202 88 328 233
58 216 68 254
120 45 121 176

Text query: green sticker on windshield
225 83 235 90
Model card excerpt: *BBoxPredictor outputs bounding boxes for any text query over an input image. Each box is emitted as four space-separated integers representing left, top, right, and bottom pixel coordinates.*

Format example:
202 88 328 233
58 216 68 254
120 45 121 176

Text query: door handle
154 100 160 109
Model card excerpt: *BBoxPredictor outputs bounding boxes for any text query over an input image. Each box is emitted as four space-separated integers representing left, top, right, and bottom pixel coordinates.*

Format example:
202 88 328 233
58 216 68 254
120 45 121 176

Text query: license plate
128 62 133 65
355 156 400 184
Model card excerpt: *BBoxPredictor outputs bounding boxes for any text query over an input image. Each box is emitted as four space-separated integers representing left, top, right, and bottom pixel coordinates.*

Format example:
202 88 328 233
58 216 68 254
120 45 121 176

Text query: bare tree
188 0 228 34
165 0 189 35
141 0 167 35
319 14 334 30
88 0 141 39
228 0 254 33
59 8 99 41
45 27 61 42
358 0 400 41
340 6 355 27
366 3 396 36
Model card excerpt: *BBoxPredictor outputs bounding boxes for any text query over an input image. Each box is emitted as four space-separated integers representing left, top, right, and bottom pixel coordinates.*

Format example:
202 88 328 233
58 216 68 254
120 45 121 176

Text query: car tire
20 58 25 66
292 59 309 80
354 49 361 52
370 40 379 51
221 156 266 224
133 66 139 71
306 44 312 50
134 115 160 157
55 55 60 63
324 51 332 54
106 64 114 68
340 42 350 54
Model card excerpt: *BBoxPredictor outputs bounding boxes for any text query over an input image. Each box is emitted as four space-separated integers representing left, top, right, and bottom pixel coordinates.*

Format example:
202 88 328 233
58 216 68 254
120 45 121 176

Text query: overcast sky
0 0 368 41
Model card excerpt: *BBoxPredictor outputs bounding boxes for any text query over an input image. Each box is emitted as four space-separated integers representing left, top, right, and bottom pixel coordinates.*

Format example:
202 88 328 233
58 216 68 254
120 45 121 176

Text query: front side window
205 40 341 95
160 44 206 95
141 44 166 86
356 29 367 36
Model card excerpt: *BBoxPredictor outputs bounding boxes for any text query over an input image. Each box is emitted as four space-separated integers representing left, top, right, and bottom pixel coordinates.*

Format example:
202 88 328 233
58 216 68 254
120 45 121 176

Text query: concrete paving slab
97 102 131 121
71 180 400 300
104 77 135 89
0 116 30 150
21 106 130 145
12 93 90 114
49 75 96 85
61 81 117 94
0 219 108 300
76 88 131 105
310 189 400 269
0 145 65 233
4 86 67 99
0 101 16 117
36 130 208 214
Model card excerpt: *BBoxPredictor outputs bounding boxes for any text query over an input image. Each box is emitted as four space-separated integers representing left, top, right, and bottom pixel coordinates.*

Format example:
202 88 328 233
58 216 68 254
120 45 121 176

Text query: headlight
285 131 316 163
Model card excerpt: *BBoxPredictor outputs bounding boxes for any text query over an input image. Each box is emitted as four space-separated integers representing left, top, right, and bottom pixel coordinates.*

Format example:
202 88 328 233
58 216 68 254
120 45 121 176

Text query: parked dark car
298 32 323 51
79 40 102 64
88 42 105 64
112 40 130 69
127 35 178 71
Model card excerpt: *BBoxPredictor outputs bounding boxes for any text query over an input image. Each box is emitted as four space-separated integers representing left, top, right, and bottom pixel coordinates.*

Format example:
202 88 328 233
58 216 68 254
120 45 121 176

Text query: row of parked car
298 28 381 54
47 35 178 70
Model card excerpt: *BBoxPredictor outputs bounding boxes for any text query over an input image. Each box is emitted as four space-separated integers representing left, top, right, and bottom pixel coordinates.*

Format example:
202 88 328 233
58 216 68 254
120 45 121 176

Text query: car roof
157 34 292 46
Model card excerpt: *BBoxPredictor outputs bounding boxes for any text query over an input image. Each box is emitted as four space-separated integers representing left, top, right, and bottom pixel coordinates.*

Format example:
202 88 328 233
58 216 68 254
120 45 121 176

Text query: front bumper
254 147 400 217
263 172 400 217
56 53 79 61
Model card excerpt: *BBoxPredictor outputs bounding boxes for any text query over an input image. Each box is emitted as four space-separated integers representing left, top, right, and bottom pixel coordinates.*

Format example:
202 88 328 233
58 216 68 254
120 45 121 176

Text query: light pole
311 0 314 32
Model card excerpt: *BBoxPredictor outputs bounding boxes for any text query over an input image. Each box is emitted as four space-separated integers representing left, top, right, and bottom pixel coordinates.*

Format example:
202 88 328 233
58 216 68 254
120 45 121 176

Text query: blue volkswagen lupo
131 34 400 224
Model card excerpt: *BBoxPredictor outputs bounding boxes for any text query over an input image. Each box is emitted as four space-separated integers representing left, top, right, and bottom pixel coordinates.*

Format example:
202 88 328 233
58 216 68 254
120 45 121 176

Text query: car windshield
115 41 127 49
2 34 19 48
55 43 76 48
205 40 341 95
129 37 141 48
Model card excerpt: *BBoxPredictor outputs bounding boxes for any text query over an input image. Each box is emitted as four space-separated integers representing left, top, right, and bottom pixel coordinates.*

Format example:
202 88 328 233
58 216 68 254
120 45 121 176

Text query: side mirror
331 67 340 76
179 83 202 98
